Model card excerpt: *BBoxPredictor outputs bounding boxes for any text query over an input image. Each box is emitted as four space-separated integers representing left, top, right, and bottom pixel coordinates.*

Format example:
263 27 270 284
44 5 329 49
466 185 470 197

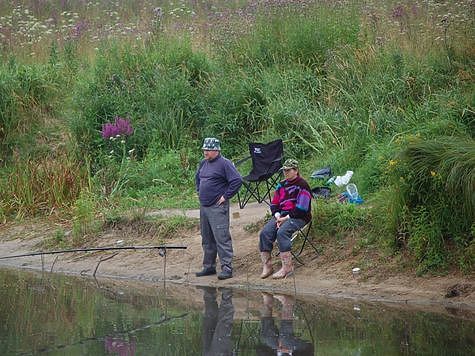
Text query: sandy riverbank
0 202 473 318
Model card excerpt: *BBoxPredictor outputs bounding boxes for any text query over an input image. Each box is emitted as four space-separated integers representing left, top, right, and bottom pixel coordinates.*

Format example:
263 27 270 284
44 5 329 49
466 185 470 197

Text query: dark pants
200 201 233 272
259 217 306 253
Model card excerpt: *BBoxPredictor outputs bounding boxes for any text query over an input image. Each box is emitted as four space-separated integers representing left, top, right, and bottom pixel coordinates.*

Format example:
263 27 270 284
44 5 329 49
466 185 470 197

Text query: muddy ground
0 202 474 318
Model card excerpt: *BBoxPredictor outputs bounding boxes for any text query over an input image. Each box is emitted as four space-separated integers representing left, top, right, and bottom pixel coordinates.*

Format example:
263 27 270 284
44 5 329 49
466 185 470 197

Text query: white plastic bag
334 170 353 187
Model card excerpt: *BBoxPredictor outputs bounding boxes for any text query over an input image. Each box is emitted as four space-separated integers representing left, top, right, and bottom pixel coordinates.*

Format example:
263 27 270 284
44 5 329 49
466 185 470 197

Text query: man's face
203 149 219 160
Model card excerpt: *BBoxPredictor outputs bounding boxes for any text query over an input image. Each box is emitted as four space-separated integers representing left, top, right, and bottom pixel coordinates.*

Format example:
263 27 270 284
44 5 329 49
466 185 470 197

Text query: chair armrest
234 155 251 166
271 155 284 163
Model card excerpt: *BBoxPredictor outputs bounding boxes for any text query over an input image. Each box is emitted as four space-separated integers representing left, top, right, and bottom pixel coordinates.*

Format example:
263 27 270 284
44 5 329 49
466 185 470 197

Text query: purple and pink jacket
270 175 312 223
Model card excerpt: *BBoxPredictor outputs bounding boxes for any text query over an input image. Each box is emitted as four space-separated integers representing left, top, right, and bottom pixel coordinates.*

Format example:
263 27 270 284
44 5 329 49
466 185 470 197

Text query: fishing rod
21 312 190 355
0 245 187 260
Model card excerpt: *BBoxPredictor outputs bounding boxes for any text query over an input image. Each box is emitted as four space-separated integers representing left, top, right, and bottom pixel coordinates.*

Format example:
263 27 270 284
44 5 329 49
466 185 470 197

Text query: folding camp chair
275 221 318 265
235 139 284 209
283 167 332 264
289 221 319 265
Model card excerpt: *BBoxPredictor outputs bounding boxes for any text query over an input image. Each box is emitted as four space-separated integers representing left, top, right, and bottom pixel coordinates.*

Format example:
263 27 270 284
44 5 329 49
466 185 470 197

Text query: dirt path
0 202 474 318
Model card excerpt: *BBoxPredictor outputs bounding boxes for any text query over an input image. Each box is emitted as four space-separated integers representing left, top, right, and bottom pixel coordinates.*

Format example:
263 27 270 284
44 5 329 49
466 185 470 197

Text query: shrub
0 62 61 161
70 40 212 164
72 190 99 245
1 154 88 218
224 4 360 68
407 206 446 274
380 137 475 272
312 200 369 239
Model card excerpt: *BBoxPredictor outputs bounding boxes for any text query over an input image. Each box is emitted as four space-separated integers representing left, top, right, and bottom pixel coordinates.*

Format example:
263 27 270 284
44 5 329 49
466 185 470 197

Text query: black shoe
220 288 233 301
195 267 216 277
217 270 233 280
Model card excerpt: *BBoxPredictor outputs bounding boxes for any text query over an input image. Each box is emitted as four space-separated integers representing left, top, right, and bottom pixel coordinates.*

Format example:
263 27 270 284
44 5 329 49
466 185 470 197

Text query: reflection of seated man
104 335 136 356
201 286 234 356
257 293 314 356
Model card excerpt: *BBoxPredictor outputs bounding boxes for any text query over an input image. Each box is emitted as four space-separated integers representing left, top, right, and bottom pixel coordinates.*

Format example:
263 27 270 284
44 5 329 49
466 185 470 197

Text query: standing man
195 137 242 280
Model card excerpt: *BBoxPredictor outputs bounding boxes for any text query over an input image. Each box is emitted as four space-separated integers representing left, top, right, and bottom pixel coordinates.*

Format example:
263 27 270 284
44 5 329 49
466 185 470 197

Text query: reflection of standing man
201 287 234 356
195 138 242 280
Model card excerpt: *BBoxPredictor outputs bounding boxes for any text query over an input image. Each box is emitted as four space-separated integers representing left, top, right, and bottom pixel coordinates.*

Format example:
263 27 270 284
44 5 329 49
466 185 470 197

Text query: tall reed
3 154 89 218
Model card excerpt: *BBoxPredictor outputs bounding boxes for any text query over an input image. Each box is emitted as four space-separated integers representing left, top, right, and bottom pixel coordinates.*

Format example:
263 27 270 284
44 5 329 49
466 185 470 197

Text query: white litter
334 170 353 187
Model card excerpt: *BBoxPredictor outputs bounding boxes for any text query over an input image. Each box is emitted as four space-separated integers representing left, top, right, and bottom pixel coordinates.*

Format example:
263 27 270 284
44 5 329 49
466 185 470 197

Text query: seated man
258 159 312 279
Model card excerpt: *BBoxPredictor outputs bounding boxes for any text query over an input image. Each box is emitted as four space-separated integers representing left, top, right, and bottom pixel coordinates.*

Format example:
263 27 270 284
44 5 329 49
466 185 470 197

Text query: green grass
0 1 473 273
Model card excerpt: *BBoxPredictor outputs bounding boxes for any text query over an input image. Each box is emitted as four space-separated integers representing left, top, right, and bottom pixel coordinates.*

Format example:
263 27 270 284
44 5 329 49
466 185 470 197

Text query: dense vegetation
0 0 473 274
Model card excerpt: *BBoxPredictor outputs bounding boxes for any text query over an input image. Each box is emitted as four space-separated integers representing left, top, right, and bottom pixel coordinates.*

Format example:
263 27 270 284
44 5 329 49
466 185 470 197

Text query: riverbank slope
0 202 473 317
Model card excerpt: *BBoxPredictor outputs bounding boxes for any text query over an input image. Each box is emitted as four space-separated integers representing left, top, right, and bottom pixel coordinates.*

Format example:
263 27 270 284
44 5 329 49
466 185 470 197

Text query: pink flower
101 116 134 139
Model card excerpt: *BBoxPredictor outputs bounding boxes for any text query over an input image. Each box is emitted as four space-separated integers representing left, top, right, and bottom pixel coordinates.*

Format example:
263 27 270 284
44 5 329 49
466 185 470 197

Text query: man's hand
217 196 226 205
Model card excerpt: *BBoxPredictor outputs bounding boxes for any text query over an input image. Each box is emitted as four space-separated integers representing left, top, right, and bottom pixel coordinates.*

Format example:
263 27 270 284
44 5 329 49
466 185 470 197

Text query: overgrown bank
0 1 473 275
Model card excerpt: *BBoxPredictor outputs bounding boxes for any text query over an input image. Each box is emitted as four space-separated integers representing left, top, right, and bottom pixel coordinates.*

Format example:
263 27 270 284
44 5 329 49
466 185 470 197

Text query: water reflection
201 287 234 356
104 336 136 356
1 268 474 355
257 292 313 356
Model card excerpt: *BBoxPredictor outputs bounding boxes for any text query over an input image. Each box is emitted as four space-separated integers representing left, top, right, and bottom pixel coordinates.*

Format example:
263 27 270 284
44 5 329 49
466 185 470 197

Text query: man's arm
195 160 205 192
223 160 242 200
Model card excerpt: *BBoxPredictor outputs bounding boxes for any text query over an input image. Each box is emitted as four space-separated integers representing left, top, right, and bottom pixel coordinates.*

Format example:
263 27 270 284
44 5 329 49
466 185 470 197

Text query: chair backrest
248 139 283 180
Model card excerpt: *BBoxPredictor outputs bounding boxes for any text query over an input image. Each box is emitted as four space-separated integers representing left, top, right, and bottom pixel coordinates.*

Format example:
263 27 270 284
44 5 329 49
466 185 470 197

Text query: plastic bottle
325 176 336 186
346 183 358 200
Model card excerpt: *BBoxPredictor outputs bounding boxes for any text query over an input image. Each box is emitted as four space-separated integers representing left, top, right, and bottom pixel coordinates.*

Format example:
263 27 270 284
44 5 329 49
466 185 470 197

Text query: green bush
0 61 62 161
72 190 99 245
70 40 212 163
224 5 360 68
380 137 475 271
407 206 446 274
312 200 369 238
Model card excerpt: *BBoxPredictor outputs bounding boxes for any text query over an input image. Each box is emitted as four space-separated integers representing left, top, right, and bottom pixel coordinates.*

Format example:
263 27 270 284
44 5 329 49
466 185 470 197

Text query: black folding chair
235 139 284 209
289 221 319 265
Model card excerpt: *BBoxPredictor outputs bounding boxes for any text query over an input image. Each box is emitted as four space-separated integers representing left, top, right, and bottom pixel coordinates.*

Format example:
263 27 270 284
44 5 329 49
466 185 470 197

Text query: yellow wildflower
430 171 437 176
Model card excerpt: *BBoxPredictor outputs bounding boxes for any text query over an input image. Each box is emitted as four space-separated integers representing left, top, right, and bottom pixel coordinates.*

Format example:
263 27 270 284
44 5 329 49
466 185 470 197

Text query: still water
0 268 474 355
